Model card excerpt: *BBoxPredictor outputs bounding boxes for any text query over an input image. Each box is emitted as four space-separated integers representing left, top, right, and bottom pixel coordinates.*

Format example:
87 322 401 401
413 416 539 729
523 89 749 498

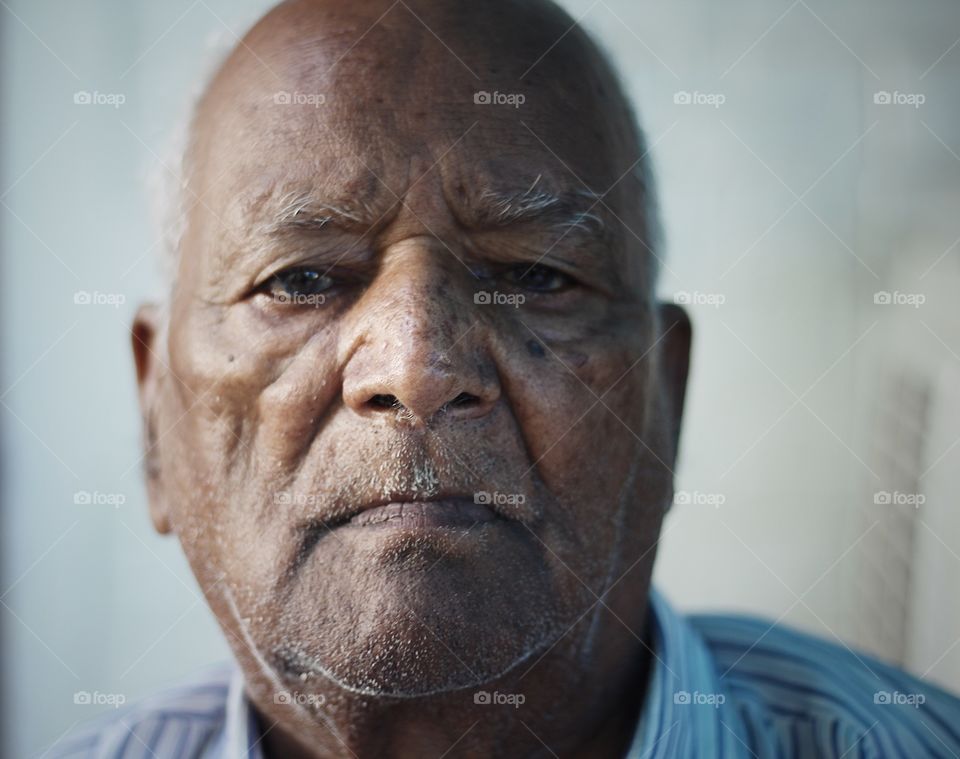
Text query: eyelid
506 262 578 288
253 262 333 293
249 242 376 290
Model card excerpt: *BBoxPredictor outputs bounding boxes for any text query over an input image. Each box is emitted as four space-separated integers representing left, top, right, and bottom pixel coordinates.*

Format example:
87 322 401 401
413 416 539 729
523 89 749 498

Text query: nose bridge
342 241 498 424
372 240 463 356
379 274 460 378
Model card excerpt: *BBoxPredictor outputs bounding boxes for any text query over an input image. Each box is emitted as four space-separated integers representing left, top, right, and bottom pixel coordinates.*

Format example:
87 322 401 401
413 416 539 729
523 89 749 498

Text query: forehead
192 91 641 261
190 0 639 201
196 82 628 200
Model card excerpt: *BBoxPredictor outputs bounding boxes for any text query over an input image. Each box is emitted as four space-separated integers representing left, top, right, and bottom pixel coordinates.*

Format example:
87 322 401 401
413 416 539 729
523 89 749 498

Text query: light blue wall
1 3 270 756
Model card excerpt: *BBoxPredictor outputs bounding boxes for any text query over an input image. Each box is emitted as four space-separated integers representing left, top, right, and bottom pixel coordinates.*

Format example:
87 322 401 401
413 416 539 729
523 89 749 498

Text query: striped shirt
50 589 960 758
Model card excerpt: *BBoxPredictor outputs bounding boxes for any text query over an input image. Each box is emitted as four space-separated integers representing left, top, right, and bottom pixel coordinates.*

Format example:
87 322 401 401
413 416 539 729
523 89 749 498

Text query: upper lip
324 490 485 529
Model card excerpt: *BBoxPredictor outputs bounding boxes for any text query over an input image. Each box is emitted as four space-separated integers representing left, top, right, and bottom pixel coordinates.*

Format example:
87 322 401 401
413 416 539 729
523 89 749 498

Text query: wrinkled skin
132 0 691 756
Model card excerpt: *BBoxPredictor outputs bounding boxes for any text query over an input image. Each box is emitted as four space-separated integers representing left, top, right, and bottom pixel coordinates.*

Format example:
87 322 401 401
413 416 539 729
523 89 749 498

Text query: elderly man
55 0 960 757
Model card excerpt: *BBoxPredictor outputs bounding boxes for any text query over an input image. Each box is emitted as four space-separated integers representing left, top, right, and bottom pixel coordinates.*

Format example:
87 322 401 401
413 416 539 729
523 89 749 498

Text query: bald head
168 0 659 300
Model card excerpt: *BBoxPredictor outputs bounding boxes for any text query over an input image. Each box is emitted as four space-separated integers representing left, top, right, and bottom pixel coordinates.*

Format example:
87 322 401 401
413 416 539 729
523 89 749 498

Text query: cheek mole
526 339 546 358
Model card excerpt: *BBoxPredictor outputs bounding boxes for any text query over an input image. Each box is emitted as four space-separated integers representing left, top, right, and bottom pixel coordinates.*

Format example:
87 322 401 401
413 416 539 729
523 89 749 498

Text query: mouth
296 486 533 540
346 497 499 530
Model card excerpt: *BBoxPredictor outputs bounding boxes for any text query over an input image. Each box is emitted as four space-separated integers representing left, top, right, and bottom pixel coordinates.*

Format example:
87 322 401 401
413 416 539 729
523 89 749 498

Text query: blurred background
3 0 960 756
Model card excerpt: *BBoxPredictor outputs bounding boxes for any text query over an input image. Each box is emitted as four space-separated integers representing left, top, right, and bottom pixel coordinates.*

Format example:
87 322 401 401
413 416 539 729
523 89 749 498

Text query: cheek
159 306 341 556
167 304 341 448
505 334 649 548
251 330 342 464
509 334 644 472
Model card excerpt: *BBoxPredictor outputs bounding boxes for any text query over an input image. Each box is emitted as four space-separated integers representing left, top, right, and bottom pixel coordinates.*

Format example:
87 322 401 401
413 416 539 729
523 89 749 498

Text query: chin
261 524 583 698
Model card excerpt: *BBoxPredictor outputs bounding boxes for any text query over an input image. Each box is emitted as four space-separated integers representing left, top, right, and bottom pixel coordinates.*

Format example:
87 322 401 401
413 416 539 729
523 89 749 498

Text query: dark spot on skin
526 339 545 358
227 354 235 362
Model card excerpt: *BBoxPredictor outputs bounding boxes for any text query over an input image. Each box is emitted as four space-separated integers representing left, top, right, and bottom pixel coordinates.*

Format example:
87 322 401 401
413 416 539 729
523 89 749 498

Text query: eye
503 263 573 293
261 266 335 307
270 267 333 296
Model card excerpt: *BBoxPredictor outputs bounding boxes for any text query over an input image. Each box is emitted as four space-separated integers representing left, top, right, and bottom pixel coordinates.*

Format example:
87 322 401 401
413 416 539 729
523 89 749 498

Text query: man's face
134 0 687 709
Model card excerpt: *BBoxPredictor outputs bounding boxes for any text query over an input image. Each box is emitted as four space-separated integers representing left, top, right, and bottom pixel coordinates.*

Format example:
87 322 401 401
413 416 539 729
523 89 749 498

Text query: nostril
361 391 486 418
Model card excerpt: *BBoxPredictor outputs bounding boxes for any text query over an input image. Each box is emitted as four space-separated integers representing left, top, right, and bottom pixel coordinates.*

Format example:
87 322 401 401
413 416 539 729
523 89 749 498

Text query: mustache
275 428 543 529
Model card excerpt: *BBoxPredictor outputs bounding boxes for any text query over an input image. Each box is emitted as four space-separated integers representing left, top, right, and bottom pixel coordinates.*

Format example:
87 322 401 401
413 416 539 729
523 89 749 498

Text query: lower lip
348 499 498 530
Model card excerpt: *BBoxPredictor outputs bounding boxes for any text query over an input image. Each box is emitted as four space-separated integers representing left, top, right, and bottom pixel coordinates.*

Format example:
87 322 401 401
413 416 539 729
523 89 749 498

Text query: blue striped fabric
628 591 960 758
49 663 264 759
49 590 960 758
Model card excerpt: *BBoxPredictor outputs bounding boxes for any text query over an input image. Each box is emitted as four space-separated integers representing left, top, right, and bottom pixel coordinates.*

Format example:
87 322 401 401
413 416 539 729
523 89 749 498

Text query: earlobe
657 302 692 462
132 304 171 534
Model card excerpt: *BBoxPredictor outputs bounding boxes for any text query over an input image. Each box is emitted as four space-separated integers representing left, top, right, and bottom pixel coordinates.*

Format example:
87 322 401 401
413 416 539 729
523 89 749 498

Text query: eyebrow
256 177 610 243
259 189 382 235
475 174 607 239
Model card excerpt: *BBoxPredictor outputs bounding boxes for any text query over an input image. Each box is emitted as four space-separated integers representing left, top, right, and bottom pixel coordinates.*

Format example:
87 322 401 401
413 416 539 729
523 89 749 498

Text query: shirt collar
223 665 265 759
626 588 750 758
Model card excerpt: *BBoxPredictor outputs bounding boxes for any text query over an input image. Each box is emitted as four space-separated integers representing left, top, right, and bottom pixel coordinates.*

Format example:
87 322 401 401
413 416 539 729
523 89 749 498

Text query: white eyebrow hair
478 174 607 237
263 189 373 233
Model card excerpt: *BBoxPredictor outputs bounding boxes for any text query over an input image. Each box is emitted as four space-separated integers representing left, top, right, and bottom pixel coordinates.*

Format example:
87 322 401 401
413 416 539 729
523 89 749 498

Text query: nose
342 250 500 425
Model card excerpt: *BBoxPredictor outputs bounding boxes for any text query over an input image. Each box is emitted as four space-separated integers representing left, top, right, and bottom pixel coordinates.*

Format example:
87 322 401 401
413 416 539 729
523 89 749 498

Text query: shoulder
45 663 234 759
691 612 960 758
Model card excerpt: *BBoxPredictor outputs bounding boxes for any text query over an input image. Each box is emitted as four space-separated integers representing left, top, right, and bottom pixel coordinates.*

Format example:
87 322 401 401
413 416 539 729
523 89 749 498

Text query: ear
132 304 171 534
655 302 692 466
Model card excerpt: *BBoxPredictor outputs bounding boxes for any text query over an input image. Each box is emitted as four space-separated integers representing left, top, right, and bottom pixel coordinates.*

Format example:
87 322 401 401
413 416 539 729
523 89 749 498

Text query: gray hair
147 26 241 297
